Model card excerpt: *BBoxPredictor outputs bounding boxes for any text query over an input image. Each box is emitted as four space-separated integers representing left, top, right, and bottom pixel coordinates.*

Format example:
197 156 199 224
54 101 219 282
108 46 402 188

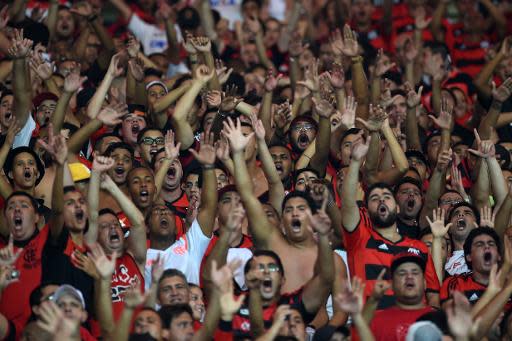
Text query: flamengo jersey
343 208 440 309
440 273 486 305
111 253 145 319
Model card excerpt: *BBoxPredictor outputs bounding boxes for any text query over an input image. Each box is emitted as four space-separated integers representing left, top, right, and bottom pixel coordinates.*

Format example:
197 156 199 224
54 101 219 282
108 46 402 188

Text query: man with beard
441 228 502 308
144 131 216 288
370 252 436 341
341 136 440 308
394 177 423 239
444 202 480 276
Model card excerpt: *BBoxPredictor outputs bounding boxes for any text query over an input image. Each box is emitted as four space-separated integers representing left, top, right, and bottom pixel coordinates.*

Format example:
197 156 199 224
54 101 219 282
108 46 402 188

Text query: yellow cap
68 163 91 182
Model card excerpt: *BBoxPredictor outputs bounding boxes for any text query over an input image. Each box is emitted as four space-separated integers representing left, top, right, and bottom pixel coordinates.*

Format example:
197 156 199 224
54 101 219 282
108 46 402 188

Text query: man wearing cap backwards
369 253 435 341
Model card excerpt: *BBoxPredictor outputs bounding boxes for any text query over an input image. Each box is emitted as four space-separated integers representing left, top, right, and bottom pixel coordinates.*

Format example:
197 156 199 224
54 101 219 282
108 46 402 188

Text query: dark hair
244 249 285 276
158 269 188 289
98 208 118 218
365 182 395 205
390 89 407 98
144 68 163 78
159 304 193 328
293 167 320 184
94 133 121 151
423 41 451 65
394 177 423 195
4 191 39 213
448 202 480 225
0 89 13 101
177 7 200 31
339 128 362 146
127 166 154 182
105 142 135 159
282 191 317 215
463 227 501 270
183 167 203 188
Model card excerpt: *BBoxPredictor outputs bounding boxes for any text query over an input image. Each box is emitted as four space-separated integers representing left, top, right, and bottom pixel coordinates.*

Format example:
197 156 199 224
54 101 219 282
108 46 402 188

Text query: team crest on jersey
111 264 140 302
407 248 420 255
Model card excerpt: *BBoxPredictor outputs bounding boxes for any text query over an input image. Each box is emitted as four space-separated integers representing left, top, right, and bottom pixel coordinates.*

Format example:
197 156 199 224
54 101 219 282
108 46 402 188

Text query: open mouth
262 278 273 291
291 219 301 232
75 209 84 221
378 204 388 215
115 166 125 175
150 148 158 156
484 252 492 263
139 190 149 202
407 199 415 209
109 230 121 243
167 168 176 177
131 125 140 136
275 163 283 174
4 112 12 121
298 134 309 145
14 215 22 227
405 281 415 289
160 217 169 228
24 170 32 180
457 219 466 230
44 116 50 125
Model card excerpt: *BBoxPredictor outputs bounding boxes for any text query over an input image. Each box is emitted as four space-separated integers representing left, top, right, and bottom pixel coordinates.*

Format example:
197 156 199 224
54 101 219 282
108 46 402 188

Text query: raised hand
306 191 332 235
88 242 117 280
70 1 94 18
294 84 311 100
351 134 371 161
128 57 145 82
193 65 215 84
404 82 423 108
219 288 245 320
222 117 254 153
29 55 55 81
429 97 453 130
183 32 197 55
322 62 345 89
206 90 222 108
374 49 395 77
73 250 99 279
225 206 245 234
8 29 33 59
356 104 388 132
335 276 365 314
107 52 125 78
264 69 282 92
450 162 466 197
245 16 261 34
64 71 87 93
492 78 512 102
312 97 335 119
297 59 320 92
250 114 266 141
97 103 128 126
189 131 215 165
0 235 22 267
126 35 141 58
124 282 149 309
151 254 164 284
446 291 480 340
370 269 390 300
479 206 495 228
329 25 359 57
215 137 231 163
337 95 357 130
210 259 241 293
414 7 431 30
426 208 451 238
220 85 242 112
92 156 115 173
37 125 68 165
436 148 453 171
164 130 181 161
273 101 292 130
191 36 212 53
5 120 21 146
468 129 495 159
37 300 77 337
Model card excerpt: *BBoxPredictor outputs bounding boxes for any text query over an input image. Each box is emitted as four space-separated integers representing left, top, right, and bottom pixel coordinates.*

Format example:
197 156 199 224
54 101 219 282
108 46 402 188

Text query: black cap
405 150 428 167
4 147 45 185
390 252 426 274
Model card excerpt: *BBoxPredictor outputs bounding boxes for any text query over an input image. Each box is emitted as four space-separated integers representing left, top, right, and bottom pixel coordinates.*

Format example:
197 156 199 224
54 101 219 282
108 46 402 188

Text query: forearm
85 171 100 245
370 75 380 105
341 160 362 230
202 51 221 91
474 53 504 97
431 1 447 42
470 161 490 210
52 91 73 133
94 278 115 338
289 58 301 93
88 73 115 119
310 117 331 177
353 314 375 341
107 185 144 229
431 237 445 283
364 132 381 175
153 83 191 115
197 167 217 236
164 20 181 64
13 59 31 126
202 232 231 299
91 18 116 55
472 285 512 340
440 129 451 152
487 157 507 206
255 33 274 70
352 57 369 121
67 119 102 154
295 139 316 170
406 106 422 150
134 79 147 106
154 159 172 198
495 194 512 238
47 0 59 39
260 92 273 142
317 234 335 284
111 308 134 341
478 99 503 140
419 169 446 228
481 0 507 36
382 125 408 172
11 0 26 23
73 25 91 62
432 79 442 115
362 296 379 324
405 61 415 86
249 288 265 338
43 77 61 97
0 145 12 199
49 163 64 238
109 0 133 21
258 138 285 213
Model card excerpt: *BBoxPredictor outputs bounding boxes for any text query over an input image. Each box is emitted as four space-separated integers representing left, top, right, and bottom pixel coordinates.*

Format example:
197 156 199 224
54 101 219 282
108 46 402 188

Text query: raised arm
260 70 280 142
8 29 33 128
495 187 512 239
426 208 451 283
111 283 150 341
52 71 87 134
341 134 370 232
0 123 18 199
310 97 334 178
474 39 511 98
191 37 221 91
468 132 494 210
189 131 217 236
152 82 191 128
108 0 133 22
404 83 423 151
251 116 285 214
154 130 181 198
224 118 276 248
429 98 454 153
245 16 275 70
100 175 146 268
172 65 213 150
478 78 512 140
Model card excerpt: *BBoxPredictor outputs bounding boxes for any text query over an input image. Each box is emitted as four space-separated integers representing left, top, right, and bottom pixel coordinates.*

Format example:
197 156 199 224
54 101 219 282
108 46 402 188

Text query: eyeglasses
291 124 315 132
258 263 280 273
141 137 164 145
151 207 172 215
439 199 463 206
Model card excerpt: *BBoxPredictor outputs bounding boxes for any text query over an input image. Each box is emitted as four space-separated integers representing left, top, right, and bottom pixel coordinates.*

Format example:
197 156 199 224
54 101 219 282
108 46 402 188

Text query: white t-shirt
13 115 36 148
227 248 253 291
210 0 242 27
445 250 469 276
128 13 182 55
144 218 211 289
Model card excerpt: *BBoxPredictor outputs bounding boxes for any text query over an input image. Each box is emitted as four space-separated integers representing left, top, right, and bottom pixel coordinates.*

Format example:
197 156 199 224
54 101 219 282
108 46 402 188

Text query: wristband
202 164 215 170
351 56 363 64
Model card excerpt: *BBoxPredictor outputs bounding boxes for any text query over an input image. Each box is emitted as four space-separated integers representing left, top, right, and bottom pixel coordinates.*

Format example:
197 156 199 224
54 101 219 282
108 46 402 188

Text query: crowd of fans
1 0 512 340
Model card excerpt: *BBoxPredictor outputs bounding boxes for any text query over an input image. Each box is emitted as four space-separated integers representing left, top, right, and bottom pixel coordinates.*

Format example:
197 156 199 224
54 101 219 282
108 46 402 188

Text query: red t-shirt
0 226 49 340
111 253 145 319
370 306 435 341
343 208 440 309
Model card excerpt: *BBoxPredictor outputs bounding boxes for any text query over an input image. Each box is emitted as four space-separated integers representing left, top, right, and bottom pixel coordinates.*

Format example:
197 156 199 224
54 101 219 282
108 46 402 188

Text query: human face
158 276 190 306
241 44 259 67
84 34 101 64
262 203 280 228
388 95 406 126
134 309 163 339
128 168 156 209
438 192 464 213
352 0 374 25
248 255 283 301
182 174 200 202
121 114 146 145
35 99 57 126
339 133 363 166
108 148 133 185
149 204 176 239
367 188 399 228
294 171 318 192
217 191 245 229
97 213 124 254
168 312 194 341
407 157 427 180
56 295 86 323
502 170 512 189
214 169 229 189
270 146 292 181
453 144 468 160
427 136 441 167
56 9 75 38
290 120 317 152
140 130 164 164
63 190 88 232
395 183 422 220
154 152 183 191
189 286 205 321
5 195 39 241
11 152 40 190
392 262 425 305
282 197 313 242
278 309 306 341
421 233 450 265
264 19 281 48
449 206 477 243
147 84 167 110
467 234 500 275
0 94 13 130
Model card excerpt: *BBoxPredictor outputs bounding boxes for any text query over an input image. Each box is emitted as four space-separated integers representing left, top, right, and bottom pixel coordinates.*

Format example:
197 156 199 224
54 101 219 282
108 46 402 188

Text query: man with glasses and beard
341 138 440 309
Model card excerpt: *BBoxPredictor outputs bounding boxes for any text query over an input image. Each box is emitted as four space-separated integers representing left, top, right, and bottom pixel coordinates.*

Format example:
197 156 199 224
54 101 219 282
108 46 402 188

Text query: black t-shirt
397 217 420 240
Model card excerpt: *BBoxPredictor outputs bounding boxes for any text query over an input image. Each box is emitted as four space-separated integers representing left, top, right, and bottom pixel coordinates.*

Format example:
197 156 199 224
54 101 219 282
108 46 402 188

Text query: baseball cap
52 284 86 309
390 252 426 274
